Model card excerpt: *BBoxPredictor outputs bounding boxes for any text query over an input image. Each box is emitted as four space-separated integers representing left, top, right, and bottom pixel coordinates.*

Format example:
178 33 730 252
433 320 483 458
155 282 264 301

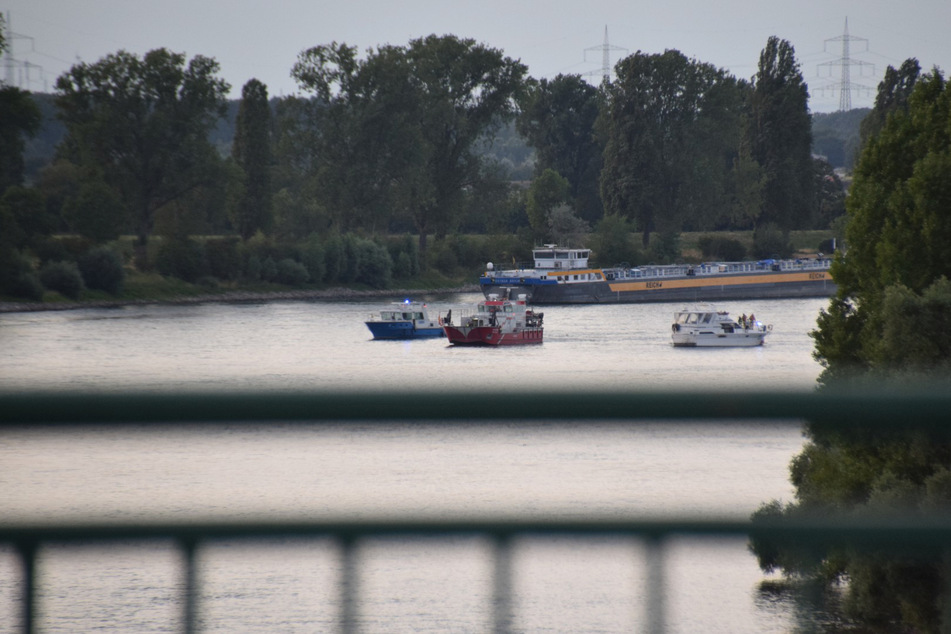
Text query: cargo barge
479 245 835 304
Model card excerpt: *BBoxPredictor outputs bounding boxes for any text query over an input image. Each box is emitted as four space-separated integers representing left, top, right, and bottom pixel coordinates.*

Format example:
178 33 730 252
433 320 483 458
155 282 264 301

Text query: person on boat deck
749 313 756 326
444 309 452 326
740 313 747 329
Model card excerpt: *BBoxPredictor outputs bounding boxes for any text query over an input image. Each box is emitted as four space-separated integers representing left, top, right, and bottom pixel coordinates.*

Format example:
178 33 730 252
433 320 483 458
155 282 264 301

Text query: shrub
648 232 682 264
430 240 458 272
78 247 125 295
300 236 326 284
697 235 747 261
340 234 360 283
245 254 262 281
354 239 392 288
592 215 638 267
156 238 208 283
276 258 309 286
394 251 414 279
33 236 93 264
387 235 419 278
260 256 278 282
39 260 86 299
205 238 241 281
6 272 44 301
0 248 36 298
197 276 220 289
752 224 793 259
323 234 345 283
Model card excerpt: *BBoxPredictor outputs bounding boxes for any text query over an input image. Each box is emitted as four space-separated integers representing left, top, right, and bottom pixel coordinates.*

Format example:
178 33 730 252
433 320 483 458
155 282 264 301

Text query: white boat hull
672 331 766 347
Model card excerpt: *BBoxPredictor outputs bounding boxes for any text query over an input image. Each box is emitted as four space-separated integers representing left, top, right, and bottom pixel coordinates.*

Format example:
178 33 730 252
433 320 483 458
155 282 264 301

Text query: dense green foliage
288 35 527 259
600 49 747 248
752 63 951 632
38 260 85 299
750 37 814 234
812 108 868 170
54 48 231 265
517 74 603 223
0 85 42 192
2 33 849 303
77 246 125 294
231 79 274 240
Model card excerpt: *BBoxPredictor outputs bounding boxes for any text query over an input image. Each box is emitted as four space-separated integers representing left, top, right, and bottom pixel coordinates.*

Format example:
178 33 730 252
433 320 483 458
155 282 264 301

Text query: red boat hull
443 325 543 346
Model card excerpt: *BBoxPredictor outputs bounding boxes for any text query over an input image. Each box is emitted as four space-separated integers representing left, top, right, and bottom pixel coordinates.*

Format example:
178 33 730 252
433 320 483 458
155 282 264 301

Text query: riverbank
0 285 480 314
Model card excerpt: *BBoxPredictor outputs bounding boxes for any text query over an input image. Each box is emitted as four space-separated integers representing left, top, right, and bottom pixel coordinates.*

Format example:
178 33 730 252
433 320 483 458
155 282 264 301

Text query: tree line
1 28 846 301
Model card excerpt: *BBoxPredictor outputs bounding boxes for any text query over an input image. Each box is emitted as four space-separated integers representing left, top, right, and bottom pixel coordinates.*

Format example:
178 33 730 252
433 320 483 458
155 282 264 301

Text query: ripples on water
0 296 831 632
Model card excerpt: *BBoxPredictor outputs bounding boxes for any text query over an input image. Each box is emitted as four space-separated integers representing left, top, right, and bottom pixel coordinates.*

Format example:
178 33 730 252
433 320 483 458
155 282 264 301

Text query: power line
816 17 876 111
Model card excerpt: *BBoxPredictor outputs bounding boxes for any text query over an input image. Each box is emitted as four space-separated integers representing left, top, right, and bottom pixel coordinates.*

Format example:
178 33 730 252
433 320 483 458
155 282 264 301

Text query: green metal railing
3 388 951 633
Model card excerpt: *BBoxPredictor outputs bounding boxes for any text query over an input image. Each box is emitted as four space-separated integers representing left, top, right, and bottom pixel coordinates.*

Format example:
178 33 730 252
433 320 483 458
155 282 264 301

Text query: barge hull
483 273 835 305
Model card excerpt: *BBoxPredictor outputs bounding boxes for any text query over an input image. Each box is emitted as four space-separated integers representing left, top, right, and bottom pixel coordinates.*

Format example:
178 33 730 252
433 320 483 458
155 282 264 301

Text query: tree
517 74 603 223
55 48 230 266
0 185 53 249
752 68 951 632
812 157 846 229
64 179 125 243
525 168 568 237
859 58 921 147
600 49 744 248
591 214 638 267
0 86 42 193
749 37 813 232
231 79 274 240
291 35 527 260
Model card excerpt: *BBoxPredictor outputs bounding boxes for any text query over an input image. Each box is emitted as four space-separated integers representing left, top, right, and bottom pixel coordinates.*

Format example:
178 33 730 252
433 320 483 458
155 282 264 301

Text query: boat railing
2 387 950 634
601 257 833 281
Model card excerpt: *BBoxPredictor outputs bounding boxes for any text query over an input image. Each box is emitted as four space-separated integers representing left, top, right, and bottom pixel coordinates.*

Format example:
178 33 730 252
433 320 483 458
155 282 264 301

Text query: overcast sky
3 1 949 113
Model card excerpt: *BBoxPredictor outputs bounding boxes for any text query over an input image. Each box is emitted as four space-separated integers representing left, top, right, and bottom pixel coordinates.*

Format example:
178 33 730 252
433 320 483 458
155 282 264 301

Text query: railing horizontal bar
2 388 950 426
3 516 951 543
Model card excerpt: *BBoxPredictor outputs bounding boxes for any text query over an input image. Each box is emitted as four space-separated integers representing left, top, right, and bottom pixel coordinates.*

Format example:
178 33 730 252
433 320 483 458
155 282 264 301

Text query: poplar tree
231 79 273 239
749 37 813 232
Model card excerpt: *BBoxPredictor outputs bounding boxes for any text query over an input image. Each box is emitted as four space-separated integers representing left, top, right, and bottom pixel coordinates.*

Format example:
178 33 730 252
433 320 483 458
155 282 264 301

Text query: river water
0 294 832 632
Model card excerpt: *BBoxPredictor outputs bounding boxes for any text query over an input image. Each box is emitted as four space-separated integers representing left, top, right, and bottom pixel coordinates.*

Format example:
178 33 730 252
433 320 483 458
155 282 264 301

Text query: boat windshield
676 312 715 324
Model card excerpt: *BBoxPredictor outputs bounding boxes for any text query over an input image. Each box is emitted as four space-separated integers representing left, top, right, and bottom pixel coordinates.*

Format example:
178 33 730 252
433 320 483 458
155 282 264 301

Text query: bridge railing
2 388 950 633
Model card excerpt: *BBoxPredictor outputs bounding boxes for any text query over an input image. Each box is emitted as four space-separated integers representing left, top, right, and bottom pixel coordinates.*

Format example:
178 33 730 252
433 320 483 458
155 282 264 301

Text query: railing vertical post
645 535 666 634
16 541 36 634
340 535 358 634
492 533 513 634
181 538 198 634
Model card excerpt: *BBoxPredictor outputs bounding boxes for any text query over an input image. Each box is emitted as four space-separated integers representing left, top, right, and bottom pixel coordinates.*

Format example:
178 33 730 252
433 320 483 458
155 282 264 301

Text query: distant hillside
812 108 869 171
